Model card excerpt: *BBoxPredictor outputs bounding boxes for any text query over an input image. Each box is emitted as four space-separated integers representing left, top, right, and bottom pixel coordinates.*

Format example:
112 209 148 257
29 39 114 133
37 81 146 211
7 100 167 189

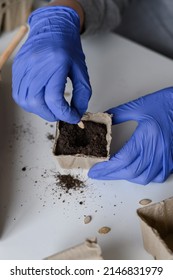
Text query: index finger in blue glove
45 69 82 123
107 88 173 125
70 61 92 117
13 57 89 123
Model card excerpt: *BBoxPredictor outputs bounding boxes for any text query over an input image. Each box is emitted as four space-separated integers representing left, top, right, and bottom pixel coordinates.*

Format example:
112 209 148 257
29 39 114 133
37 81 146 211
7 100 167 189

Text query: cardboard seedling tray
53 112 112 169
137 196 173 259
44 238 103 260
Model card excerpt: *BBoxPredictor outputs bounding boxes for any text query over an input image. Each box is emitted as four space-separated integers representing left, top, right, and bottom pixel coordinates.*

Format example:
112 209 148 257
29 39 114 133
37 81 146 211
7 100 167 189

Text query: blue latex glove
12 7 91 123
88 87 173 185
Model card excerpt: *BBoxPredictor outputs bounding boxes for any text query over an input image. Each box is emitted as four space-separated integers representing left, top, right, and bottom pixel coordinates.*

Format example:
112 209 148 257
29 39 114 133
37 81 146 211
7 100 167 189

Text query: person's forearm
48 0 84 31
73 0 131 35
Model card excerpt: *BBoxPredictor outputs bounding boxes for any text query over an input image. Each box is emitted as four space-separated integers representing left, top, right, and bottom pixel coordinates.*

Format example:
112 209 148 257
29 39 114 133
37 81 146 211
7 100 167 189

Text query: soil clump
55 121 107 157
54 173 85 191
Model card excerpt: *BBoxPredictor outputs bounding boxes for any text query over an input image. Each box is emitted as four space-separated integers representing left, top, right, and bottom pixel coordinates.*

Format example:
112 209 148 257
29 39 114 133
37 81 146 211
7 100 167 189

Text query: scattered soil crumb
139 199 152 206
98 226 111 234
54 173 85 191
79 201 84 205
12 122 35 143
84 215 92 224
22 167 27 171
47 133 54 141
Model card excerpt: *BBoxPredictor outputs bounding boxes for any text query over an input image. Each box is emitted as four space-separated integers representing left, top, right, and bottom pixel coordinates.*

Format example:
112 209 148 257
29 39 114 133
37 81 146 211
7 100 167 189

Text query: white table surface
1 29 173 260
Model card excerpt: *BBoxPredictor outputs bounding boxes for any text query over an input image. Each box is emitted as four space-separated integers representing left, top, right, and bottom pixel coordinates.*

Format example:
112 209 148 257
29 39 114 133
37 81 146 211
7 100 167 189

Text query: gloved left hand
88 87 173 185
12 6 91 123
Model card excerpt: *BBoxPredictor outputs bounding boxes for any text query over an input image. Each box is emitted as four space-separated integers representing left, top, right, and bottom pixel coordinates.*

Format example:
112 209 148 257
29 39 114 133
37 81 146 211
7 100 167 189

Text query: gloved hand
12 6 91 123
88 87 173 185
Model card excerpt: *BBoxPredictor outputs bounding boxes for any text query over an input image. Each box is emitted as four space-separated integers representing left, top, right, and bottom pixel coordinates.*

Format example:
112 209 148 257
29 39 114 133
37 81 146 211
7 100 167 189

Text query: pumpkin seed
98 226 111 234
84 215 92 224
77 121 85 129
139 199 152 205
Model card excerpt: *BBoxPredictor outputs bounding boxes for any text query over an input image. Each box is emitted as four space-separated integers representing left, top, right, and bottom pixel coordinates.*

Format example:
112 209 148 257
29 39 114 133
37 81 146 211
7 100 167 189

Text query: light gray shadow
0 62 18 237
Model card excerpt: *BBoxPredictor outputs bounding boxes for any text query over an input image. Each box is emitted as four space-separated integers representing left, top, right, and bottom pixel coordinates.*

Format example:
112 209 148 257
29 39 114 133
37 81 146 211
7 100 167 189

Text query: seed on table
98 226 111 234
139 199 152 205
84 215 92 224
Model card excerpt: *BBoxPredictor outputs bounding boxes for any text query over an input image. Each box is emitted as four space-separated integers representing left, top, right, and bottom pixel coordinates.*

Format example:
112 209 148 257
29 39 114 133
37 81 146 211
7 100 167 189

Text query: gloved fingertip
88 162 107 179
88 171 100 180
88 170 97 179
65 111 81 124
71 86 92 117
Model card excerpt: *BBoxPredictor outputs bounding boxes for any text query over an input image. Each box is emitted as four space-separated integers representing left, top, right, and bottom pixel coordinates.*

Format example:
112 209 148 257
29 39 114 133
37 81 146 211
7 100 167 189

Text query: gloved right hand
12 6 92 123
88 87 173 185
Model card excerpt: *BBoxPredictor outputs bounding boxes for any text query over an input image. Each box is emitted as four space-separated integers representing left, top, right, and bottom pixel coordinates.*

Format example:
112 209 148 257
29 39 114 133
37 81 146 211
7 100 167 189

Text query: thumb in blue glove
12 6 91 123
88 87 173 185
